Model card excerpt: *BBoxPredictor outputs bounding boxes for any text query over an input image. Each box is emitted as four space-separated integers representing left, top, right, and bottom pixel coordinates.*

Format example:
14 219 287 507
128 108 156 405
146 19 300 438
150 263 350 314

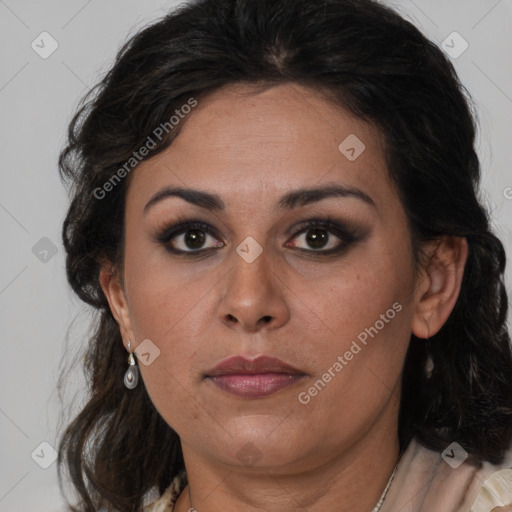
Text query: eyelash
155 216 360 257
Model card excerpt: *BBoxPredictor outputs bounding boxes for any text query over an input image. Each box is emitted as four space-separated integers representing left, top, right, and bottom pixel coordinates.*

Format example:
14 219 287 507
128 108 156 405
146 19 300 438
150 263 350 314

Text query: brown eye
286 218 359 254
293 228 339 250
156 221 224 254
181 229 206 250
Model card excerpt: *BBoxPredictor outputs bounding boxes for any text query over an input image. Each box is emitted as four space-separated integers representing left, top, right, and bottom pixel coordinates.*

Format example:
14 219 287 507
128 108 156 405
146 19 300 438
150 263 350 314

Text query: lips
204 355 307 398
205 355 305 377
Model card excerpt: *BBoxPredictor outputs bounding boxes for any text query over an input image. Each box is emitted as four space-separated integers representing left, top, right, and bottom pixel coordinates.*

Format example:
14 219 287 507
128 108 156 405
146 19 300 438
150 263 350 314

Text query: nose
218 247 290 333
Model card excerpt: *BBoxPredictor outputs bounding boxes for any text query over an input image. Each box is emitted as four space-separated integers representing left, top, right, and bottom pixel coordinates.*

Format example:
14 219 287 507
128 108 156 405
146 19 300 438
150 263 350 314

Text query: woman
57 0 512 511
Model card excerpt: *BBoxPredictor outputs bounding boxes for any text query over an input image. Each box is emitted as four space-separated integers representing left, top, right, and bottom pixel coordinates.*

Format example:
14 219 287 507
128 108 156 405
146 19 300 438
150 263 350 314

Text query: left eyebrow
143 183 377 215
277 184 377 210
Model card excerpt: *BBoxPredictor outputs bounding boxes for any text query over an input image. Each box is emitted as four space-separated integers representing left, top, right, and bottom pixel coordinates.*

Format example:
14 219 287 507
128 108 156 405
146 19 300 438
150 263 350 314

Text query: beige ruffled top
144 438 512 512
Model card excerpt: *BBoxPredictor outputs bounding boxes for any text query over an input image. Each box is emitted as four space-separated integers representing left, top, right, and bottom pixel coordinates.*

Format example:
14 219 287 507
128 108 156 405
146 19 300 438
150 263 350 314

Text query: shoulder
471 467 512 511
144 470 188 512
382 438 512 512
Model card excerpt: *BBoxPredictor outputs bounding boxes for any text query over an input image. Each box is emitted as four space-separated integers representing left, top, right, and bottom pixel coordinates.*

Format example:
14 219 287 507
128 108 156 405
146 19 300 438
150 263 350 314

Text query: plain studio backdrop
0 1 511 511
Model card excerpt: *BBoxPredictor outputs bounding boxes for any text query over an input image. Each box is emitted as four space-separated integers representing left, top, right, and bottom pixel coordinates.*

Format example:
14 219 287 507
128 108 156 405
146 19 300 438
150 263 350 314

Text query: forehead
126 82 392 213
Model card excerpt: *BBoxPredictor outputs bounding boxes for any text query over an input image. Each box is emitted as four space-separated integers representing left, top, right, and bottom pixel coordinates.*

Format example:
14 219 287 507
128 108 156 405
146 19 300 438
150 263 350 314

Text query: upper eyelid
159 218 350 236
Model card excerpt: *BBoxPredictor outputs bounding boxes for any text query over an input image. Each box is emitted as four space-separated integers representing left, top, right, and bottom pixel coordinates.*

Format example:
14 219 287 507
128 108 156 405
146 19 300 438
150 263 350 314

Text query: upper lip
205 355 306 377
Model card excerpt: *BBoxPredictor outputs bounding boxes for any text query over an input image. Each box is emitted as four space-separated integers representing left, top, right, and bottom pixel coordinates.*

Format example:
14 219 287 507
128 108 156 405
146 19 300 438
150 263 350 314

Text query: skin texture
100 83 468 512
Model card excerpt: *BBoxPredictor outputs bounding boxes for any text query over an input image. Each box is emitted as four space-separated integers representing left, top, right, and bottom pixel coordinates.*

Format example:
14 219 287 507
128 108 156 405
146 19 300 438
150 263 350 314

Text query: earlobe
99 263 135 349
411 236 468 339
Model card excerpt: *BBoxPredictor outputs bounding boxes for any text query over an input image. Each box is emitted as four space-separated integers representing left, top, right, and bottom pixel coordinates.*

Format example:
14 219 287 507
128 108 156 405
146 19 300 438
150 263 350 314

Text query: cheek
123 233 211 339
297 236 412 339
296 233 414 383
122 249 211 392
301 278 410 389
294 269 412 437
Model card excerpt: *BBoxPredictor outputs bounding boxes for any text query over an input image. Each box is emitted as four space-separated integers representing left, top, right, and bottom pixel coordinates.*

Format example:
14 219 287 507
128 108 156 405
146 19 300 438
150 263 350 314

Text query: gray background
0 1 511 511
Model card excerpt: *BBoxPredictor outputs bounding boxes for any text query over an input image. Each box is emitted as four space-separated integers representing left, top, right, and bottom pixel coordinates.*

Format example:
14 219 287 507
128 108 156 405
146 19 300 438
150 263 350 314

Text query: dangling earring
124 341 139 389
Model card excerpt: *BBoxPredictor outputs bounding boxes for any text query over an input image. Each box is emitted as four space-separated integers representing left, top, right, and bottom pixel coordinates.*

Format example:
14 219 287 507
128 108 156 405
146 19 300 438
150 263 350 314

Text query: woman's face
104 83 432 471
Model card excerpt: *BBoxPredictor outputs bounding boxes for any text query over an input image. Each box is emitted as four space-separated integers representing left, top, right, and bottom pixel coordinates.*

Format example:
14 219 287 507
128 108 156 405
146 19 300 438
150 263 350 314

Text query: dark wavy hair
57 0 512 510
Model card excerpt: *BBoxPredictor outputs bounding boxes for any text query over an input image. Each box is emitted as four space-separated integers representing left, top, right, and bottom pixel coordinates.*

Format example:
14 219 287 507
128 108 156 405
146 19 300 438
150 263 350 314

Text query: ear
99 262 136 350
411 236 468 339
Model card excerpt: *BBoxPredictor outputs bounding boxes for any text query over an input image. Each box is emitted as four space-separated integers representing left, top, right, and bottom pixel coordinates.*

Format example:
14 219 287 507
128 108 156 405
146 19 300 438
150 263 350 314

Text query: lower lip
207 373 305 398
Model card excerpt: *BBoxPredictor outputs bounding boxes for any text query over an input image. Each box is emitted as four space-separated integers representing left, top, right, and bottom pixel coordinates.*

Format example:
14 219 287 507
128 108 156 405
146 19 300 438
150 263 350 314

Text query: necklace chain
188 456 400 512
370 458 400 512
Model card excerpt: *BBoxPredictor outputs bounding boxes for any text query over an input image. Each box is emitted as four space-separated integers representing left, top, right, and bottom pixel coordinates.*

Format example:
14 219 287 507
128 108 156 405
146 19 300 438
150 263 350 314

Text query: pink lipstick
205 355 306 398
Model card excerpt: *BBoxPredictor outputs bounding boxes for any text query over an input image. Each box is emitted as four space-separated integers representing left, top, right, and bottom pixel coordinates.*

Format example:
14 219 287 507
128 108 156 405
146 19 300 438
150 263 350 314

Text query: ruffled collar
144 469 187 511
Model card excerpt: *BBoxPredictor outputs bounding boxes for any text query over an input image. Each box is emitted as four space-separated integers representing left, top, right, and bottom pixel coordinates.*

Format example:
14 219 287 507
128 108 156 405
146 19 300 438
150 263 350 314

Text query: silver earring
124 341 139 389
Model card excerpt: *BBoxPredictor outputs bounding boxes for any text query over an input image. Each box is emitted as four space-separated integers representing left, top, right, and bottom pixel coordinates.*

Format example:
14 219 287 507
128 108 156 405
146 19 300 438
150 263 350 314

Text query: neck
174 401 401 512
